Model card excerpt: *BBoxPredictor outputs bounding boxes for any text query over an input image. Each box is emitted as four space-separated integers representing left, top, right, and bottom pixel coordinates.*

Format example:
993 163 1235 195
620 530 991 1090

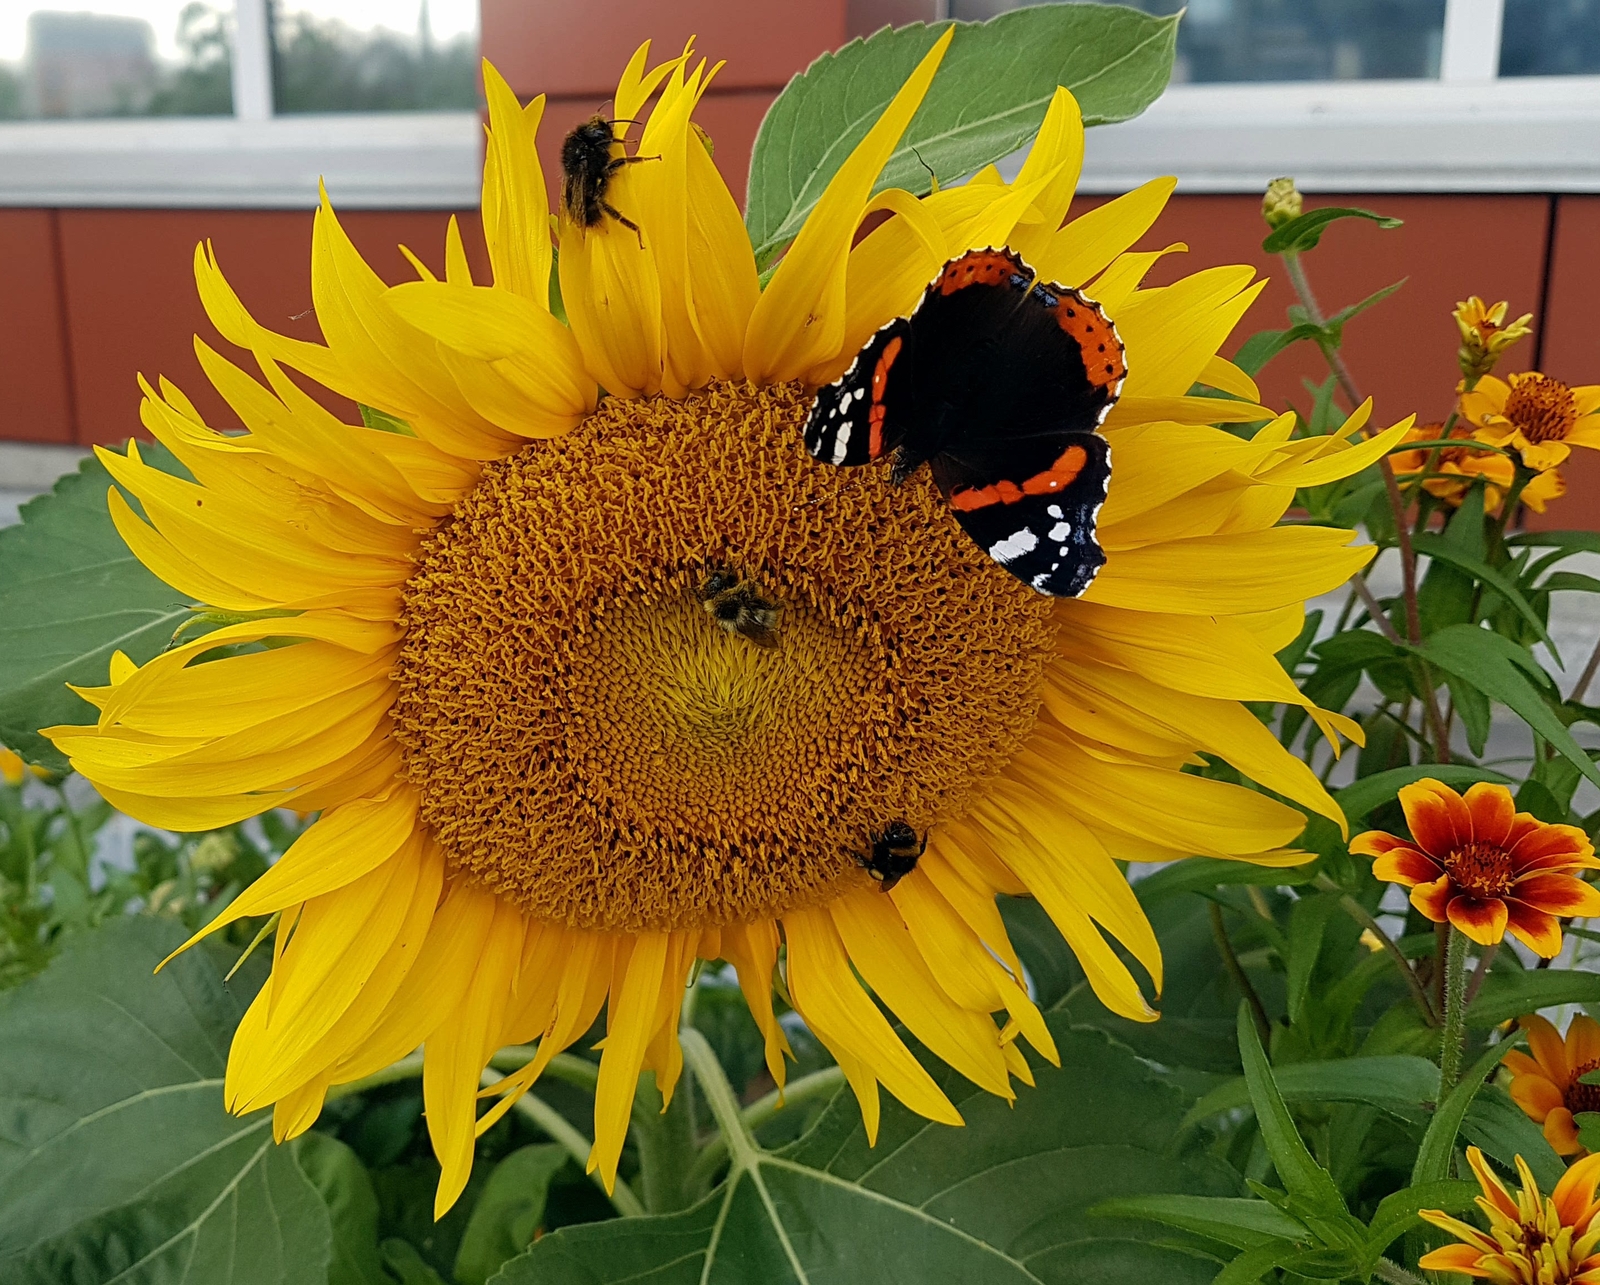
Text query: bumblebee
560 115 652 243
858 820 925 892
698 568 781 649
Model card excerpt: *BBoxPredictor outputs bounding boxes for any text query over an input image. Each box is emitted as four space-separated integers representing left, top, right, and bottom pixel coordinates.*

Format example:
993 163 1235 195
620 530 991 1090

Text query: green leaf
1262 206 1403 255
1365 1180 1480 1257
1411 1039 1520 1185
1466 968 1600 1028
0 917 332 1284
1090 1195 1306 1251
1234 1006 1348 1216
1230 324 1328 377
1184 1056 1440 1131
1461 1085 1566 1190
454 1145 567 1285
1540 570 1600 596
1285 895 1338 1026
1332 764 1513 827
385 1239 449 1285
296 1132 390 1285
1412 532 1554 652
745 5 1179 264
0 450 195 771
1211 1238 1332 1285
357 403 415 435
1576 1111 1600 1153
1413 625 1600 791
1134 857 1314 906
495 1023 1232 1283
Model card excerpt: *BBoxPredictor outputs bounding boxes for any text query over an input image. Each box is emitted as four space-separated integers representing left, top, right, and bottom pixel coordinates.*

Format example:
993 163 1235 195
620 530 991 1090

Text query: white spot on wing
831 423 852 465
1049 521 1072 542
1047 504 1063 519
988 529 1038 563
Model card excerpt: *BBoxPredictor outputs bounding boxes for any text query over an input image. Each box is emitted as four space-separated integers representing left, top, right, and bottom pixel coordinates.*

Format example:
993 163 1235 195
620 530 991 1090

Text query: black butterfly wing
804 317 913 467
931 431 1110 598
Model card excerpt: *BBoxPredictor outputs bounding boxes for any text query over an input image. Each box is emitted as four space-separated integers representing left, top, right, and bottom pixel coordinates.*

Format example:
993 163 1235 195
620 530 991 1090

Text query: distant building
27 11 157 117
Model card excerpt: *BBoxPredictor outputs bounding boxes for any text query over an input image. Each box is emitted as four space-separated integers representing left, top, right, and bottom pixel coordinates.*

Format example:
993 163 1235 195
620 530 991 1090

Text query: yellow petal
590 932 674 1193
744 27 954 384
1006 86 1085 266
1035 177 1176 287
480 62 552 305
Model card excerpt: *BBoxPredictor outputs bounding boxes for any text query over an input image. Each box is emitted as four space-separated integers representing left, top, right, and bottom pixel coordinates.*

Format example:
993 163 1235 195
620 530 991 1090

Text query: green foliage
0 450 196 771
745 3 1178 264
1261 206 1404 254
497 1022 1233 1284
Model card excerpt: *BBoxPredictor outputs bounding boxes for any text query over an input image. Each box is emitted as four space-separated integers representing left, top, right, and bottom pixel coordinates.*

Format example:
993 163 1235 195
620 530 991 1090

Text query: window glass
1500 0 1600 76
270 0 478 113
948 0 1448 82
0 3 231 119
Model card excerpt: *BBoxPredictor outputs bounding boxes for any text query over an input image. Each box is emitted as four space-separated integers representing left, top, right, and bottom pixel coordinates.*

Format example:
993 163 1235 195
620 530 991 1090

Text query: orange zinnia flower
1388 420 1564 516
1508 1013 1600 1156
1350 778 1600 956
1421 1145 1600 1282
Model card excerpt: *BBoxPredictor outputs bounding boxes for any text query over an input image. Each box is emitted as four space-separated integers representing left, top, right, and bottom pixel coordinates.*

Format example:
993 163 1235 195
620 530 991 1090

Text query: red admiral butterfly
804 247 1125 597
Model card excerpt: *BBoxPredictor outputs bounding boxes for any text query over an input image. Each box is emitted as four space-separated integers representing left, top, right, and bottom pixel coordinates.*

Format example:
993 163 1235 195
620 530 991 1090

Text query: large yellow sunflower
45 35 1401 1214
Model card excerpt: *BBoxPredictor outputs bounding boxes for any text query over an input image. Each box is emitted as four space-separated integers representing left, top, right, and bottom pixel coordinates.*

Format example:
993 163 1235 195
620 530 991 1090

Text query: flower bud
1262 177 1302 229
1454 296 1533 380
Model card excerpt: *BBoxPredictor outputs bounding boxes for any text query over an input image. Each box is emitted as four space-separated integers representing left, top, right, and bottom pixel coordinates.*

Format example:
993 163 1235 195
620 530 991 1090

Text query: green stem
326 1052 424 1101
1210 902 1271 1047
1440 926 1470 1093
1314 875 1435 1025
480 1068 646 1218
1373 1258 1429 1285
684 1066 848 1197
681 1027 760 1170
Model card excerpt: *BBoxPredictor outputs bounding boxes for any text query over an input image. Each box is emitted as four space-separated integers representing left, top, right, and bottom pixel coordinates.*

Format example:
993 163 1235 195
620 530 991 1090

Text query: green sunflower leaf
0 915 332 1284
0 446 195 773
492 1023 1233 1284
745 4 1180 267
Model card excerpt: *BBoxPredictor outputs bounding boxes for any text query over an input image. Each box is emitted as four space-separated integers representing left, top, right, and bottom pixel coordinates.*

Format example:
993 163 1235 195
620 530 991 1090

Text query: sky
0 0 478 63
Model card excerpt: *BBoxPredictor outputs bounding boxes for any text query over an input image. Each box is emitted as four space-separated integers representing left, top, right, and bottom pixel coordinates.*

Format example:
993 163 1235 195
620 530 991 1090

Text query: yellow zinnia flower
44 36 1391 1215
1454 295 1534 381
1463 370 1600 472
1389 421 1564 515
1421 1146 1600 1282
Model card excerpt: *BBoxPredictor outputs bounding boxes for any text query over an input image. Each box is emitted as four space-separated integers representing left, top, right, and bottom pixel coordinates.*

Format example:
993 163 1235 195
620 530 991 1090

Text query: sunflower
44 35 1395 1214
1508 1013 1600 1157
1388 421 1563 516
1421 1145 1600 1282
1463 371 1600 472
1352 778 1600 955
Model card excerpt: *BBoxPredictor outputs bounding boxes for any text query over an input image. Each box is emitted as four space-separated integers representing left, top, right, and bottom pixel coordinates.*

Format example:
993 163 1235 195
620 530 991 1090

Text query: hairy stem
1210 902 1271 1046
1374 1258 1430 1285
1440 926 1470 1092
1464 942 1500 1006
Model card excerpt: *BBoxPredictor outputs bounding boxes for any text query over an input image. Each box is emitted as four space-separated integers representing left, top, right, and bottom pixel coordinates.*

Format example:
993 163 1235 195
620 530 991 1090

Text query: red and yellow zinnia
1507 1013 1600 1157
1350 778 1600 956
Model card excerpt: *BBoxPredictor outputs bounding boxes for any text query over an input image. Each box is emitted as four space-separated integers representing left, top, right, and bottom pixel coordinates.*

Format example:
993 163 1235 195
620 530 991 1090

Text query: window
1500 0 1600 76
954 0 1451 82
1 3 232 119
269 1 477 113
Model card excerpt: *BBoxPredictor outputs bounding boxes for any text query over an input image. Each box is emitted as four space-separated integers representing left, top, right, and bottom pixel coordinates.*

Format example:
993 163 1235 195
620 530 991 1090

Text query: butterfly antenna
910 145 938 192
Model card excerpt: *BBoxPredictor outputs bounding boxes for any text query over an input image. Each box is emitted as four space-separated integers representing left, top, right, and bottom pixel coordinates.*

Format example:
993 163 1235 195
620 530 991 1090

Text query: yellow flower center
390 380 1057 932
1444 840 1516 899
1505 374 1579 444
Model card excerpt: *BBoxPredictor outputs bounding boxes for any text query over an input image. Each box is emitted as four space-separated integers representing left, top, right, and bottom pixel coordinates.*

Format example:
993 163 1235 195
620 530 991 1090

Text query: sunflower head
43 33 1396 1217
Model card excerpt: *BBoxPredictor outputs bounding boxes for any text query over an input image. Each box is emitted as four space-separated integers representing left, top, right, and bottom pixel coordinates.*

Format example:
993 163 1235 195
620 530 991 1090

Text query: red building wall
3 0 1596 529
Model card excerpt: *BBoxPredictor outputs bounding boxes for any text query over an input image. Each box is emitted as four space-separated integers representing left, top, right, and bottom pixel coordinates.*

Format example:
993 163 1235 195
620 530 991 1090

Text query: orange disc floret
1350 778 1600 956
1507 1013 1600 1156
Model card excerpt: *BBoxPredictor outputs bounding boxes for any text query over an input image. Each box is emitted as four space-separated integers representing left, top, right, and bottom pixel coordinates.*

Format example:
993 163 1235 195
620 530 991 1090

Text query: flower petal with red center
1399 778 1473 858
1505 900 1564 958
1410 874 1453 922
1548 1105 1585 1156
1447 893 1509 945
1570 1017 1600 1071
1511 872 1600 917
1504 1049 1547 1080
1371 845 1442 887
1464 781 1517 846
1509 819 1597 867
1511 1070 1566 1121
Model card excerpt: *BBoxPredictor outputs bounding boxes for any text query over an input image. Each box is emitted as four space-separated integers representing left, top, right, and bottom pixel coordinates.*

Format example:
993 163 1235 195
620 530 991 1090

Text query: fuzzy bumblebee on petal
47 37 1388 1217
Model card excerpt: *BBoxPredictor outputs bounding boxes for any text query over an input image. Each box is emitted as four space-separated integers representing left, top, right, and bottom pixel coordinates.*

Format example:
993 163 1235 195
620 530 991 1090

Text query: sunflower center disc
391 380 1058 932
1505 375 1578 443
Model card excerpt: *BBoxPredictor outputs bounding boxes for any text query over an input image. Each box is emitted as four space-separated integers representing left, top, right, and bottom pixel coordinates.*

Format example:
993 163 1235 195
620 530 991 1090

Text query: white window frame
0 0 1594 208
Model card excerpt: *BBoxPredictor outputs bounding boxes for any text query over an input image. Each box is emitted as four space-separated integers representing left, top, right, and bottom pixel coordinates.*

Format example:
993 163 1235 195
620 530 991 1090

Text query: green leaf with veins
493 1023 1234 1284
1182 1056 1440 1132
1261 206 1403 254
745 4 1179 266
0 916 331 1285
0 446 196 772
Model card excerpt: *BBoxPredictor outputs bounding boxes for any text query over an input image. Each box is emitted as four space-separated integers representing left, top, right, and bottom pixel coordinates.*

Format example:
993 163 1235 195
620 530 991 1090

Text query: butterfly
804 247 1125 597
